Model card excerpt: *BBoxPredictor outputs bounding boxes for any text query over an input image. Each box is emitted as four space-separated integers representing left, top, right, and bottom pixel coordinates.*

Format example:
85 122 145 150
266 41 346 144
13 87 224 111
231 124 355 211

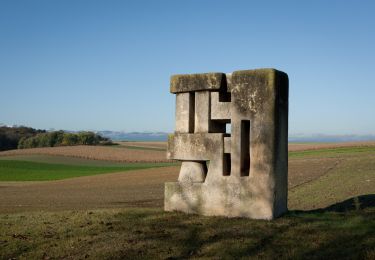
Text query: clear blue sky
1 0 374 134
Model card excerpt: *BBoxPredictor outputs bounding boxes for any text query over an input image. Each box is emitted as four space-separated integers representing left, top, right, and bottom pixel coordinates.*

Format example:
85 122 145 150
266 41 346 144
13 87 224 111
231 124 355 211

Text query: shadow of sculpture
290 194 375 215
116 194 374 259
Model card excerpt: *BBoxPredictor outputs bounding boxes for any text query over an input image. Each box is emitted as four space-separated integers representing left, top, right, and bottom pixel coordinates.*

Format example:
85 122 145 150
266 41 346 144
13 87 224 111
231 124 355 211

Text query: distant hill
0 126 112 151
97 131 168 141
2 124 375 143
97 131 375 143
289 134 375 143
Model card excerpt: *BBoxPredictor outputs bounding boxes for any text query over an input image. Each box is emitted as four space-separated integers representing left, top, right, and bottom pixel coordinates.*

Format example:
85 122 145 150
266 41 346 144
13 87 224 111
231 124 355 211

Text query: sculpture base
165 181 287 220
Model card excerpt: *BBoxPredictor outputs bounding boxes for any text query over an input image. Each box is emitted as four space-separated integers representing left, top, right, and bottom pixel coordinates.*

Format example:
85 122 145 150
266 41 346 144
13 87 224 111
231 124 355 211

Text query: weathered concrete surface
166 68 289 219
211 91 231 121
170 73 226 93
177 161 207 183
194 91 226 133
175 93 194 133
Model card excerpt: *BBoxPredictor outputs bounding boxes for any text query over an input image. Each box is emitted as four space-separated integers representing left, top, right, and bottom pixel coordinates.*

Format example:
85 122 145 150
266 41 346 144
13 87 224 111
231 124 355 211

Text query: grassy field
0 145 374 182
0 154 132 166
0 160 176 181
289 146 375 158
0 143 374 258
1 205 374 259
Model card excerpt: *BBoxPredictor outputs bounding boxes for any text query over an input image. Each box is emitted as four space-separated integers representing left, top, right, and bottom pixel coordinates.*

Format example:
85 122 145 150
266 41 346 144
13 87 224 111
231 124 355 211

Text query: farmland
0 160 175 181
0 144 169 162
0 141 374 259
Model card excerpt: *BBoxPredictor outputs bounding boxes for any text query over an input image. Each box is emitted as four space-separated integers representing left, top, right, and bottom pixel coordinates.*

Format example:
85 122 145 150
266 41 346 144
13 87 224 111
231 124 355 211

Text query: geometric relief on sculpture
165 69 289 219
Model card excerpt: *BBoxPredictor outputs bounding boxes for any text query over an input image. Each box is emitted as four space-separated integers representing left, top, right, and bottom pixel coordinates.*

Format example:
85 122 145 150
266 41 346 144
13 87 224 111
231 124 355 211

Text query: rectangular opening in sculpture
219 90 231 102
226 123 231 134
223 153 231 176
188 92 195 133
241 120 250 176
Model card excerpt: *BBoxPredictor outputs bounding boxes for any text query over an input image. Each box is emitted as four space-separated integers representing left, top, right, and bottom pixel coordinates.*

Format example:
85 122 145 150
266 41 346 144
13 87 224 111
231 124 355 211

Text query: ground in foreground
0 143 374 258
1 201 374 259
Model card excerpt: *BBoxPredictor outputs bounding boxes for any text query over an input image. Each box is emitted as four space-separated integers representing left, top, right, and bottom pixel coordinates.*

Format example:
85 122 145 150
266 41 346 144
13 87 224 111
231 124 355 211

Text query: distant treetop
0 126 112 151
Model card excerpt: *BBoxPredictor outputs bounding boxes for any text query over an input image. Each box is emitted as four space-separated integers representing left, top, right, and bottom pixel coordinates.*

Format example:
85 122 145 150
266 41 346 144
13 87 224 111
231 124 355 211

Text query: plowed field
0 145 169 162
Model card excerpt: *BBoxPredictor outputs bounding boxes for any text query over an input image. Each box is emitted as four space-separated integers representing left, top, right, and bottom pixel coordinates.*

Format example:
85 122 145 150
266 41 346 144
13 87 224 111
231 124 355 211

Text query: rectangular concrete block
167 133 224 161
164 181 275 219
224 136 231 153
194 91 210 133
211 91 231 121
170 72 226 93
194 91 226 133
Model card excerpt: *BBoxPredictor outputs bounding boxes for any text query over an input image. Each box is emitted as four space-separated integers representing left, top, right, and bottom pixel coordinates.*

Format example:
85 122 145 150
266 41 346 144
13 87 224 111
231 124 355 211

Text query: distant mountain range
2 124 374 142
288 133 375 143
97 131 169 141
96 130 375 143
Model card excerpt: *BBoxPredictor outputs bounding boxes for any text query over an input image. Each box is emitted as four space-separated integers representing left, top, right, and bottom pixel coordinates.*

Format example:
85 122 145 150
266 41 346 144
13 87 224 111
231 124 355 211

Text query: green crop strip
289 146 375 158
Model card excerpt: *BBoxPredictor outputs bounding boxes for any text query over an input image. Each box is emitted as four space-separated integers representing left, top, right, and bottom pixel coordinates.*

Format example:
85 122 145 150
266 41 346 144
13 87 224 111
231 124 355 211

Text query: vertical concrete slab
175 92 194 133
194 91 210 133
175 92 206 183
211 92 231 121
195 91 226 133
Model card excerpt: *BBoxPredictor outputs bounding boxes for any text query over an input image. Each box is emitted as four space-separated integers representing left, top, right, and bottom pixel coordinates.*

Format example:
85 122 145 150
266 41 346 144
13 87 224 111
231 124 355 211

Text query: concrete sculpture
165 69 289 219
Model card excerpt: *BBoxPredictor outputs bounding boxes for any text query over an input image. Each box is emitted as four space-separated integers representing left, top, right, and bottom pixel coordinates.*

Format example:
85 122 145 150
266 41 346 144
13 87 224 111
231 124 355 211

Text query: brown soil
1 141 374 213
1 142 374 164
0 145 169 163
288 157 342 188
116 141 167 149
118 141 375 151
0 157 347 214
0 166 179 214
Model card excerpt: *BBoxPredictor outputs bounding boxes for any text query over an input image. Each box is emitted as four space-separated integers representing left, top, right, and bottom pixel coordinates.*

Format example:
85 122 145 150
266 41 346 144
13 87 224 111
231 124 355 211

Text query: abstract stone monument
165 69 289 219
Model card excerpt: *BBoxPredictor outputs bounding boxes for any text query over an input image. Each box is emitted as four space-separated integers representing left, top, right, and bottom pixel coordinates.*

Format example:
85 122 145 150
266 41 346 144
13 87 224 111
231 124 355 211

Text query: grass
0 205 374 259
0 154 135 166
289 153 375 210
0 160 176 181
289 146 375 158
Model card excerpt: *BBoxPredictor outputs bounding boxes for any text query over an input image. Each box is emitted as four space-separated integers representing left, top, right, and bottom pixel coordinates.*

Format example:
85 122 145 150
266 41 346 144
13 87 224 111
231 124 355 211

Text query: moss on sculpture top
230 68 288 90
170 72 226 93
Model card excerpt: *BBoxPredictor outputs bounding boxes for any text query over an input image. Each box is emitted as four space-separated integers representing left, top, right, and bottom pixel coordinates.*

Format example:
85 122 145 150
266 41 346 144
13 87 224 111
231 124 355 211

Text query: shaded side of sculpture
165 68 289 219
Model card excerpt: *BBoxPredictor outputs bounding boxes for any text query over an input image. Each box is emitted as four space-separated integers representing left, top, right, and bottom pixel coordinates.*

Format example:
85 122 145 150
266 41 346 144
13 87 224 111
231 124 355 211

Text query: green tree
61 133 79 146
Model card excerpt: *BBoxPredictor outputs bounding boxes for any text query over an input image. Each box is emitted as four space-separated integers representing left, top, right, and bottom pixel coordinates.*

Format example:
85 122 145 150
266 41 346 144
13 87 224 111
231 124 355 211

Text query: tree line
0 126 112 151
0 126 46 151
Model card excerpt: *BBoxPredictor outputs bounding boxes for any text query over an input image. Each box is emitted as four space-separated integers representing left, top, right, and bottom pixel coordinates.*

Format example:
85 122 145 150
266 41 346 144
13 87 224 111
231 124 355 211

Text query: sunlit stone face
165 69 289 220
